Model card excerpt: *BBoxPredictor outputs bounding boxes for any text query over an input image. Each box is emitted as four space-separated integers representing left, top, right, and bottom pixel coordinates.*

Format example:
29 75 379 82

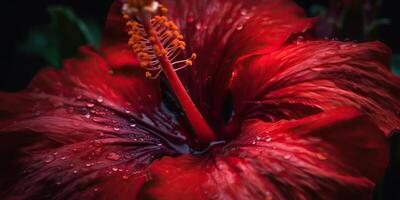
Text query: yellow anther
138 52 148 58
145 71 152 78
185 60 193 66
159 5 168 14
165 31 173 37
141 62 149 68
160 16 167 23
164 22 170 27
170 23 178 31
161 49 168 55
149 36 156 42
191 53 197 60
179 41 186 46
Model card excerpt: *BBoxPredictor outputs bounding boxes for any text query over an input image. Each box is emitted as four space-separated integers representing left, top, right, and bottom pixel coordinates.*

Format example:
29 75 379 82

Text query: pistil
122 0 216 144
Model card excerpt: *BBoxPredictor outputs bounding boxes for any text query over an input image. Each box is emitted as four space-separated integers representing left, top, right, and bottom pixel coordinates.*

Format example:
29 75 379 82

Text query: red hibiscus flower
1 0 400 199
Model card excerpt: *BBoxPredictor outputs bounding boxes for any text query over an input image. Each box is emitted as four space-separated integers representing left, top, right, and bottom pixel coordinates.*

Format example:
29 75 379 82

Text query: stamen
124 13 193 79
122 1 216 144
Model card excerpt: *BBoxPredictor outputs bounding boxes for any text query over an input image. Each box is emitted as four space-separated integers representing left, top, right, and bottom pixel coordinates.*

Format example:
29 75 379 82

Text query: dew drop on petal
73 170 78 174
56 181 61 186
195 23 202 30
265 136 272 142
113 127 121 131
93 187 99 192
61 156 66 160
86 103 95 108
240 9 248 16
236 24 244 30
295 36 304 45
85 163 93 167
112 167 118 172
284 154 292 160
122 175 129 180
85 114 91 119
129 123 137 128
45 155 55 163
106 152 121 161
97 97 104 103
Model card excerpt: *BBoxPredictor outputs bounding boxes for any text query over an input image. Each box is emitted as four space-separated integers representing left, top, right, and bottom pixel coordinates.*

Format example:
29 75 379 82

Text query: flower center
122 0 216 144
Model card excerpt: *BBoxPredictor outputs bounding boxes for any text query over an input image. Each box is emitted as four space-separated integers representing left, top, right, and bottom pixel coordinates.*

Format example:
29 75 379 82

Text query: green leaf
19 5 100 68
392 54 400 76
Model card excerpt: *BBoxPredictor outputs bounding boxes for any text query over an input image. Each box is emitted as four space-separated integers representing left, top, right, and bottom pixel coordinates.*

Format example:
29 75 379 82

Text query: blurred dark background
0 0 399 199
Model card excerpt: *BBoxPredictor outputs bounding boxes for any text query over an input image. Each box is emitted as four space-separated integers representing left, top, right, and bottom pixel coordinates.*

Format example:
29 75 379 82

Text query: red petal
229 40 400 135
0 47 190 198
101 0 316 123
143 107 389 200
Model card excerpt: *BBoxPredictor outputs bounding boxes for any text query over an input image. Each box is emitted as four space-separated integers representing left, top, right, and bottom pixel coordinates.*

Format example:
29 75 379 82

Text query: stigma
122 0 161 15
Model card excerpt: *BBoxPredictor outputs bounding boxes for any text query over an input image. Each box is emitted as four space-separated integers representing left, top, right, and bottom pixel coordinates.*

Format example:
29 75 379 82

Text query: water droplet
195 23 202 30
97 97 104 103
122 175 129 180
256 136 261 141
112 167 119 172
106 152 121 161
73 170 78 174
72 148 78 152
86 163 93 167
125 110 131 114
240 9 248 16
86 103 95 108
157 143 163 146
45 155 55 163
129 123 137 128
236 24 244 30
113 127 120 131
61 156 67 160
93 187 99 192
265 136 272 142
76 95 83 100
295 36 304 45
56 181 61 186
284 154 292 160
85 114 91 119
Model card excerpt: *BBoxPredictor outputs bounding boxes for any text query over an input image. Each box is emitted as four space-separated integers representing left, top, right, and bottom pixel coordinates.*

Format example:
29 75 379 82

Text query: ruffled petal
101 0 316 125
0 47 191 198
229 40 400 135
142 107 389 200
